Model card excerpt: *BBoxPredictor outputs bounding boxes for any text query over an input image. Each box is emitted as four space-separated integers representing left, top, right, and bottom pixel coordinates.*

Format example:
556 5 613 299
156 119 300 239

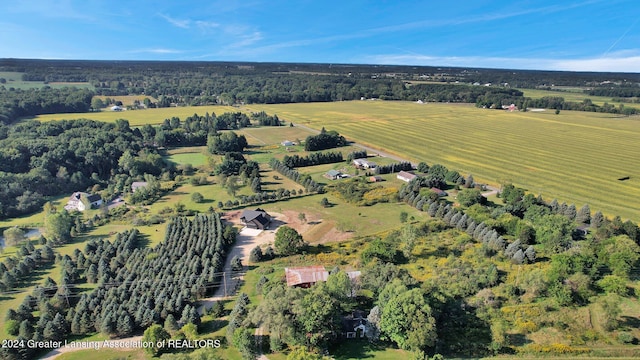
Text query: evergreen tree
512 249 525 264
576 204 591 224
465 174 475 188
249 246 263 262
564 204 577 220
591 211 604 228
524 245 536 263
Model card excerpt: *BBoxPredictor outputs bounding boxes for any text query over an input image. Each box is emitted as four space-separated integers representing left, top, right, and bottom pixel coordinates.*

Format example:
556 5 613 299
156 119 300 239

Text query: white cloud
159 14 191 29
366 52 640 73
227 31 263 48
195 20 220 32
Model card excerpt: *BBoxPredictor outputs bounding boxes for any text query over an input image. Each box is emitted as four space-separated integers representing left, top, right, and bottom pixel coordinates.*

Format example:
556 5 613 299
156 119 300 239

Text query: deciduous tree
274 226 305 256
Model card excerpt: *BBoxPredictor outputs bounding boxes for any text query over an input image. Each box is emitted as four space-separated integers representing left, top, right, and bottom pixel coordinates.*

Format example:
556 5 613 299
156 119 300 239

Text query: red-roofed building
285 266 362 289
285 266 329 288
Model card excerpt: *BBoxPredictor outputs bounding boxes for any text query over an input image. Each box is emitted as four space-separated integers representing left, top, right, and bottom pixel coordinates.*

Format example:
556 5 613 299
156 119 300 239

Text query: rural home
324 169 342 180
240 208 272 230
281 140 294 146
369 175 383 182
111 105 123 111
131 181 149 192
352 158 377 169
397 170 417 182
285 266 361 289
343 310 367 339
64 192 103 211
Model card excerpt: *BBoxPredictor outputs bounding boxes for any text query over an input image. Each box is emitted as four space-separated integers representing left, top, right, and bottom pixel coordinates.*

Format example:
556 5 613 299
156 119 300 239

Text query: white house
353 158 376 169
281 140 294 146
65 192 103 211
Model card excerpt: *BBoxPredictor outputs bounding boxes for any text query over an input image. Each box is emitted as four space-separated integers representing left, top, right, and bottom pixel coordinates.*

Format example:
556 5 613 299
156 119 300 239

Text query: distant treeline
2 59 640 124
0 87 93 124
587 87 640 98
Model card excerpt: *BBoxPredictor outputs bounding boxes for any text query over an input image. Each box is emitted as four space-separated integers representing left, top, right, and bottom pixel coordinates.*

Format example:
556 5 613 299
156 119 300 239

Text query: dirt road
197 213 283 313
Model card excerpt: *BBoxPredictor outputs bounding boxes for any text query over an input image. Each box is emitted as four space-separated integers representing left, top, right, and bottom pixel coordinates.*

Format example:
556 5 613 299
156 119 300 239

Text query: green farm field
519 88 640 109
0 71 94 90
245 101 640 222
32 105 239 126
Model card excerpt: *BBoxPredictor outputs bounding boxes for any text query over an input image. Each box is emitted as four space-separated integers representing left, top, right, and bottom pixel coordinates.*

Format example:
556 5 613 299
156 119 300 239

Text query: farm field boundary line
244 101 640 222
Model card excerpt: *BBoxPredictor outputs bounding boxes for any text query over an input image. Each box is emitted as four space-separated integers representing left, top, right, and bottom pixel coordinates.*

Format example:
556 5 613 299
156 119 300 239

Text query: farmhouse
285 266 361 289
240 208 272 230
397 170 417 182
111 105 123 111
352 158 377 169
64 192 103 211
430 187 448 197
343 310 367 339
324 169 342 180
281 140 294 146
131 181 149 192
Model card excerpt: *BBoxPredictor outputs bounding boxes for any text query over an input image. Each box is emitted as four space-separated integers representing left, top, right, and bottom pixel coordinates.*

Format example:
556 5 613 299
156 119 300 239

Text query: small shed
369 176 383 182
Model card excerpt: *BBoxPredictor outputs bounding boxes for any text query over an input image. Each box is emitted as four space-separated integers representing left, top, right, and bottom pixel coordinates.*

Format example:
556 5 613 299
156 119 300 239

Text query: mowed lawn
245 101 640 221
32 105 239 126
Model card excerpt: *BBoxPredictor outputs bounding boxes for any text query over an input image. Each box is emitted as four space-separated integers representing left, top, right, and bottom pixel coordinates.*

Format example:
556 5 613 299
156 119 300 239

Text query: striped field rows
246 101 640 222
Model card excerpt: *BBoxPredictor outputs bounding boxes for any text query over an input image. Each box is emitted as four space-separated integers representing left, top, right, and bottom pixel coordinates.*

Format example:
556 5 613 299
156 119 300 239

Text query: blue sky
1 0 639 72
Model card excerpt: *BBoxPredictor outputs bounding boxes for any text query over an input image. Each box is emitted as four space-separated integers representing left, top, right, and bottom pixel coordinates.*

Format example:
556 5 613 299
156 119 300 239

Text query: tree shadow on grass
15 260 56 289
200 318 228 333
330 339 392 360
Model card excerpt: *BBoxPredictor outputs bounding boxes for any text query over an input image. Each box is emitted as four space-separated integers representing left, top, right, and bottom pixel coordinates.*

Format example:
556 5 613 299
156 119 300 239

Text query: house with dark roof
343 310 367 339
64 192 103 211
240 208 272 230
86 194 103 208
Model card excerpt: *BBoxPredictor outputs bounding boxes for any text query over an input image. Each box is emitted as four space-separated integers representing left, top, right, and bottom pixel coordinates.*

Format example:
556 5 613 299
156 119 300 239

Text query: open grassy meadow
32 105 239 126
165 146 210 168
244 101 640 222
519 88 640 109
0 71 94 90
